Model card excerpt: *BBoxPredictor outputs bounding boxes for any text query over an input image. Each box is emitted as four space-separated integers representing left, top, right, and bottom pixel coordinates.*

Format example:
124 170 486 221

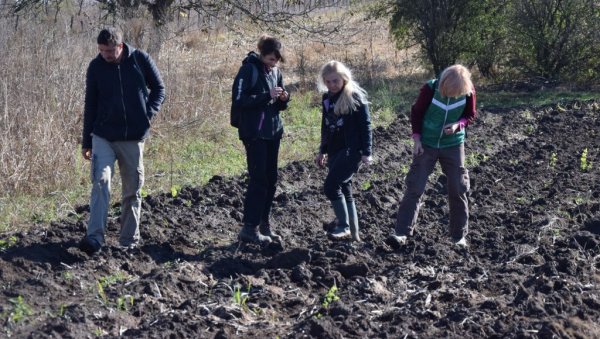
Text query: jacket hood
242 51 262 67
122 43 136 59
95 42 136 64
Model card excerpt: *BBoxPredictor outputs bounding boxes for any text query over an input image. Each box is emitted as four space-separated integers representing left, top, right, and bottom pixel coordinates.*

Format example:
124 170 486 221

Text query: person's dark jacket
231 51 289 140
82 43 165 149
319 92 372 156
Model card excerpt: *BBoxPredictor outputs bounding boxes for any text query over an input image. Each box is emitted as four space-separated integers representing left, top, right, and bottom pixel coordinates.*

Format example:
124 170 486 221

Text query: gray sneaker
453 237 468 248
259 223 282 242
329 225 351 239
239 225 272 244
389 234 407 246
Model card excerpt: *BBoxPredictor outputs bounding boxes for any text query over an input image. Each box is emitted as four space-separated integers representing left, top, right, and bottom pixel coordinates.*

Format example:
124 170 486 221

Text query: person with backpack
390 64 476 248
231 35 290 244
79 27 165 255
314 61 372 242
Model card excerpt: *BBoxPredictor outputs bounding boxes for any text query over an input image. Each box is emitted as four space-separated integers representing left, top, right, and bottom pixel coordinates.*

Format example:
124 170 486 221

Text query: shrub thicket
382 0 600 83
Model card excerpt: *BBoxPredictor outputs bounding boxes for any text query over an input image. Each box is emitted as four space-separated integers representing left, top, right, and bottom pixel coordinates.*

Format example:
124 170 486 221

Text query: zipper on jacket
117 64 128 139
437 97 450 148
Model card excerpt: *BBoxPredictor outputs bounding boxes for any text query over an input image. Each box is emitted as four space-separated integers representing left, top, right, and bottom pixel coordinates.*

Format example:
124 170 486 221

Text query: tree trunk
146 0 174 59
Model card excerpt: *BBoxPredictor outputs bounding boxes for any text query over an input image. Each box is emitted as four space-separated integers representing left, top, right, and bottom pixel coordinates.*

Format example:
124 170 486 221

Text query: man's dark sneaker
259 223 282 242
239 225 272 244
79 236 101 255
328 225 351 239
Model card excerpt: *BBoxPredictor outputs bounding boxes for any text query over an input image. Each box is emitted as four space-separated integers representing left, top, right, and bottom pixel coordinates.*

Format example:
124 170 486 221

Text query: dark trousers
242 138 281 227
395 144 470 239
324 148 362 202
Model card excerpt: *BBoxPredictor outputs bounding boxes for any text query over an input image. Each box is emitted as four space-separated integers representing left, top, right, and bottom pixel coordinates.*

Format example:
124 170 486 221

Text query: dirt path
1 100 599 338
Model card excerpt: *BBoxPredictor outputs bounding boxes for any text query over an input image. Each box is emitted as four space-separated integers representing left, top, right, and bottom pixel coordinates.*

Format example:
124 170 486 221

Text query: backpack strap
249 63 258 88
132 50 149 98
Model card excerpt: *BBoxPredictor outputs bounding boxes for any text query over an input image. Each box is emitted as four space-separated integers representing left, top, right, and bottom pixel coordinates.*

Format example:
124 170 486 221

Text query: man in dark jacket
79 27 165 255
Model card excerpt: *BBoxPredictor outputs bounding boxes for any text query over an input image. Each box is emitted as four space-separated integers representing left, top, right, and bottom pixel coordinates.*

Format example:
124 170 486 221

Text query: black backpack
230 63 259 128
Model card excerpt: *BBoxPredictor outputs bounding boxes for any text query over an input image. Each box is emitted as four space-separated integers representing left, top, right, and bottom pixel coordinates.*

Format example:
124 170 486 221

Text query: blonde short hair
439 65 473 97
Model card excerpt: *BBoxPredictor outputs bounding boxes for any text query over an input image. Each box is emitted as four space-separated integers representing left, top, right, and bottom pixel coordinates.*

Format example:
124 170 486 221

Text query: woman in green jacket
391 64 477 248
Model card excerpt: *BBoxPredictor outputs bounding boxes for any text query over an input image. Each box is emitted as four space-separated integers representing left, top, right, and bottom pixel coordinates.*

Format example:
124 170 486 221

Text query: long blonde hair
439 64 473 97
317 60 368 115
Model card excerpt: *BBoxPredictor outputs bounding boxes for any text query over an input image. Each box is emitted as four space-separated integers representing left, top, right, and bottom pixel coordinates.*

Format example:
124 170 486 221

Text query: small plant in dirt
116 295 134 311
99 272 129 288
314 284 340 318
321 284 340 308
232 284 250 309
57 304 66 317
466 152 489 168
580 148 592 171
521 109 534 120
96 281 108 304
525 124 535 134
94 327 106 336
549 152 557 169
574 196 586 206
0 236 17 252
5 295 32 323
170 185 181 198
361 180 372 191
62 271 73 281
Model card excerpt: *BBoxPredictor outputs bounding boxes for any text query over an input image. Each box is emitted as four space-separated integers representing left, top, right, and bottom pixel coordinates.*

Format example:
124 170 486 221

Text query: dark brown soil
1 100 599 338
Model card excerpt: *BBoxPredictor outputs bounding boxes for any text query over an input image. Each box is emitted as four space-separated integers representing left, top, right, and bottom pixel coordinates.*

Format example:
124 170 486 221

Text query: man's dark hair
97 27 123 46
257 35 285 63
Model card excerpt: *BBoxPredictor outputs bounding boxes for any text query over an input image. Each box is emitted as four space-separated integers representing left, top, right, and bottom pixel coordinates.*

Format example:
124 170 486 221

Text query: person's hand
82 148 92 161
413 139 424 157
361 155 373 165
315 153 326 168
270 87 284 99
278 90 289 102
443 122 460 135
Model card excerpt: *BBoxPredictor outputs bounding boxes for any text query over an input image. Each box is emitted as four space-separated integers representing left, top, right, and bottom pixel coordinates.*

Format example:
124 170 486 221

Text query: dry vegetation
0 6 424 232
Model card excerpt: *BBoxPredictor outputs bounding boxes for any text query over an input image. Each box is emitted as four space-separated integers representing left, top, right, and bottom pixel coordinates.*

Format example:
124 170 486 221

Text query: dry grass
0 6 423 232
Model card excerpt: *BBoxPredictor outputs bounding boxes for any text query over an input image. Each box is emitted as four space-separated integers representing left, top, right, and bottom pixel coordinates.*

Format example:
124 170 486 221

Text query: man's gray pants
87 134 145 247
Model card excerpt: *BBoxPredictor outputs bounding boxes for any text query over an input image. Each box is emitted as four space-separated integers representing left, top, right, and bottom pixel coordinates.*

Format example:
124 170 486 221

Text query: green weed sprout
580 148 592 171
232 283 251 308
116 295 134 311
171 185 181 198
7 295 32 323
63 271 73 281
549 152 557 169
99 272 128 287
0 236 17 252
57 304 66 317
97 281 108 304
322 285 340 308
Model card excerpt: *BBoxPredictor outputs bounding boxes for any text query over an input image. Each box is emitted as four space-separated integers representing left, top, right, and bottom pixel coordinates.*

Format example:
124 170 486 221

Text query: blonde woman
391 64 477 248
315 61 372 241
